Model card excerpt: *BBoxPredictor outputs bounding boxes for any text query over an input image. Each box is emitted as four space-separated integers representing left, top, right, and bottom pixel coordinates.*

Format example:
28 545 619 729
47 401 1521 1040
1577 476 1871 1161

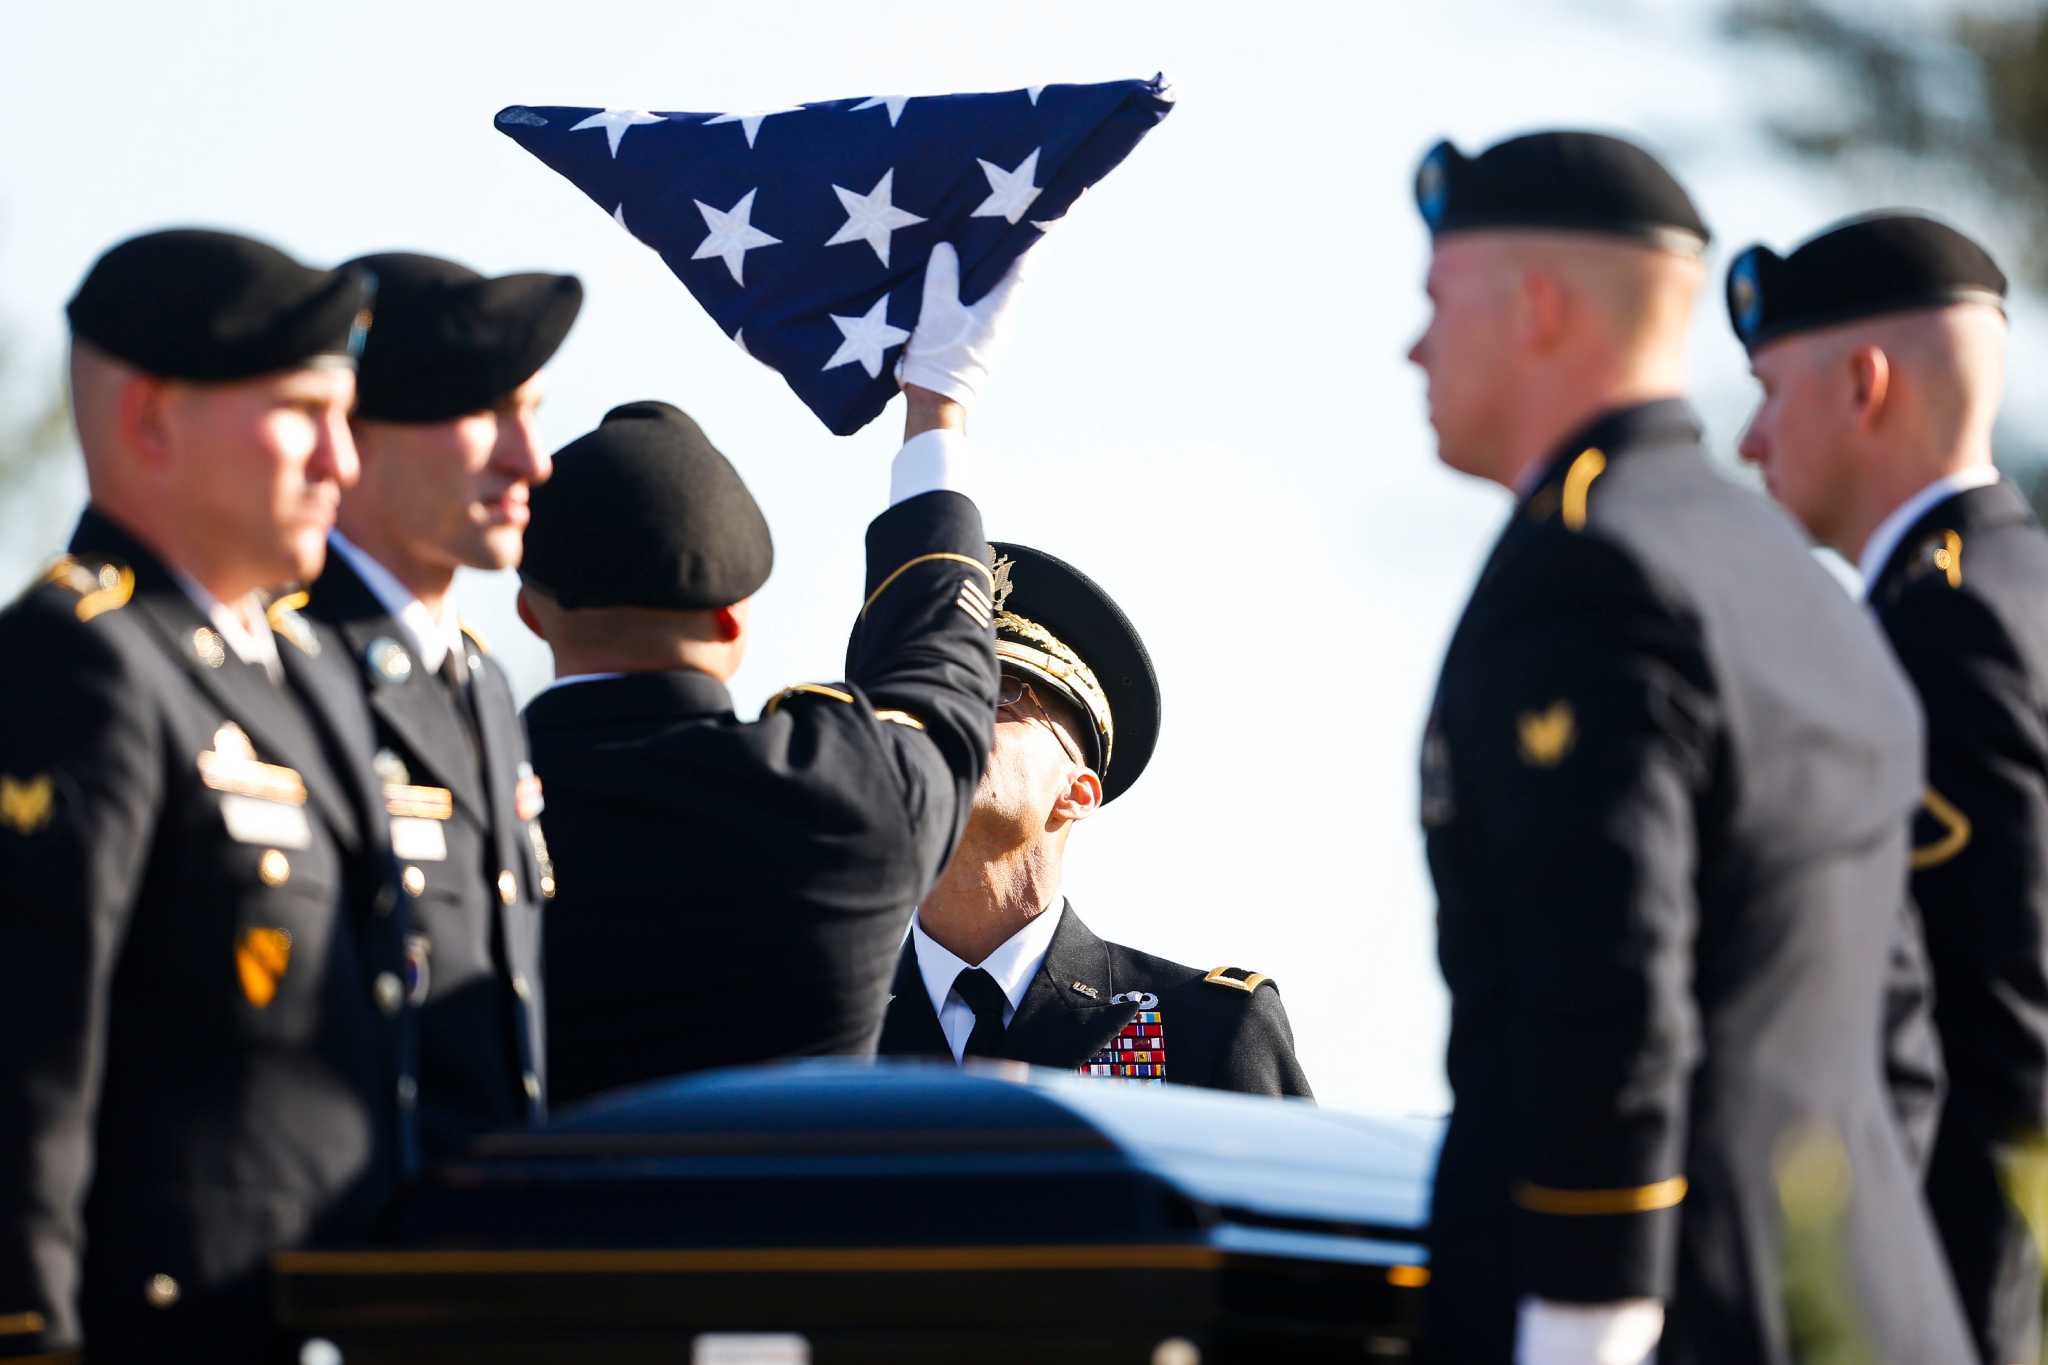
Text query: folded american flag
495 76 1174 435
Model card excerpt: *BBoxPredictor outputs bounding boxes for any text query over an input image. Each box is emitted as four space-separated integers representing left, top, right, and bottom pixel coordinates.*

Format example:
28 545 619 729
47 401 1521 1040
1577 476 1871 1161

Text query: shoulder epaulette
26 554 134 622
763 683 855 717
1559 448 1607 532
1525 448 1609 530
1203 966 1271 994
761 682 925 730
460 620 492 654
264 591 321 656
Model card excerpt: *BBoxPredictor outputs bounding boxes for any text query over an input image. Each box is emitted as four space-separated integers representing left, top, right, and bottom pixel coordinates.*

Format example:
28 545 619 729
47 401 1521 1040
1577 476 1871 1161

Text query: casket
275 1059 1439 1363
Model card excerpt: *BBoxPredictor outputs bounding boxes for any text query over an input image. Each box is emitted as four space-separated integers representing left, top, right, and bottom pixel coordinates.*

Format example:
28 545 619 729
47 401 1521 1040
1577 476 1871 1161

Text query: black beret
1727 213 2007 352
521 400 772 611
345 251 583 423
1414 131 1709 255
67 227 371 381
988 541 1160 805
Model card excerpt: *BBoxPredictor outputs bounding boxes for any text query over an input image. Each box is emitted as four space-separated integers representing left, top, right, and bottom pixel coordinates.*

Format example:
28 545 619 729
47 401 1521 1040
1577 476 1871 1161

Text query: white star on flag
703 108 801 149
822 296 910 379
850 95 912 127
570 109 664 157
692 190 781 286
825 169 926 267
971 149 1043 225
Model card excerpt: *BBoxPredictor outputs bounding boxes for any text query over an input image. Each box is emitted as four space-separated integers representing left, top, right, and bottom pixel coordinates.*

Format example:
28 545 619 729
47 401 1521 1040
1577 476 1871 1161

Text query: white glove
1516 1297 1663 1365
896 242 1029 404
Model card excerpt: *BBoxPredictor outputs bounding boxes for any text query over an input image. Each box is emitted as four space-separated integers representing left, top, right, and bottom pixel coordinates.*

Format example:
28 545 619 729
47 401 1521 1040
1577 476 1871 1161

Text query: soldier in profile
1406 132 1971 1364
1732 212 2045 1365
0 229 412 1360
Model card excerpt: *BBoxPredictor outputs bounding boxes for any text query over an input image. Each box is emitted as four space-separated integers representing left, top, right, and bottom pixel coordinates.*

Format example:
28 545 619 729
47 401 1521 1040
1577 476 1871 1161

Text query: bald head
1740 301 2007 558
1410 230 1704 487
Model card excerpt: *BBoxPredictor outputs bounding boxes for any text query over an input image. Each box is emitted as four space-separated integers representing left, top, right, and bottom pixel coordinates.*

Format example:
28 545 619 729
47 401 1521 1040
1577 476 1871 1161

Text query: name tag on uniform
390 816 449 862
220 793 312 849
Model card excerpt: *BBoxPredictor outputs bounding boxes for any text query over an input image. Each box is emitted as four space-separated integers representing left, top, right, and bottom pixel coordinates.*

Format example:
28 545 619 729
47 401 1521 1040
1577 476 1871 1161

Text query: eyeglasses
997 673 1086 768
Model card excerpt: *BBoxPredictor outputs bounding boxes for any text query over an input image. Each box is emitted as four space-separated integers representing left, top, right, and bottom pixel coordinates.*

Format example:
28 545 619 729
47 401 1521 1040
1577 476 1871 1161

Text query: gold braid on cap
994 608 1115 774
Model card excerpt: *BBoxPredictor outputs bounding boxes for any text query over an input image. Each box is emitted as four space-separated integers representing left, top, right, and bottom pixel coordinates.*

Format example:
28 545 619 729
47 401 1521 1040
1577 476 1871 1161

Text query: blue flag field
496 76 1173 435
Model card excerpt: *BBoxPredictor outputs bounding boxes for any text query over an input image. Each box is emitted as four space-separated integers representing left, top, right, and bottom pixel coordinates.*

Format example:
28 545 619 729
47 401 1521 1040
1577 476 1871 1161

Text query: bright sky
5 0 2043 1113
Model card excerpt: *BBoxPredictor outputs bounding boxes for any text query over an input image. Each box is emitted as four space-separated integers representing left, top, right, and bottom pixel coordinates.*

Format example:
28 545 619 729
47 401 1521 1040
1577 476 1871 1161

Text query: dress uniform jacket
0 511 415 1361
302 553 547 1159
1867 478 2048 1365
527 490 998 1106
1418 401 1973 1365
877 902 1313 1098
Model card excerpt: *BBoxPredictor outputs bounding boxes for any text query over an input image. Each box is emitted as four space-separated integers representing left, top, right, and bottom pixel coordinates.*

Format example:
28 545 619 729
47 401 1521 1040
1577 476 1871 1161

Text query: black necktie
952 967 1010 1060
438 644 483 766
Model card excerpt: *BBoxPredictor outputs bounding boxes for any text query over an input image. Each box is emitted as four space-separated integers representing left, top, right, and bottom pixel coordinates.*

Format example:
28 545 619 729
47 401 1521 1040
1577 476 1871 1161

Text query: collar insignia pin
1070 979 1101 1000
366 638 412 685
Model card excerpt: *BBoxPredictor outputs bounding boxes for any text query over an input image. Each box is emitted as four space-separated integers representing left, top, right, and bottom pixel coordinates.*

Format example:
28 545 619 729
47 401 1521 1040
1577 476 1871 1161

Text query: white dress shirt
328 532 464 673
168 569 282 684
889 429 980 507
1857 466 2001 599
910 899 1065 1061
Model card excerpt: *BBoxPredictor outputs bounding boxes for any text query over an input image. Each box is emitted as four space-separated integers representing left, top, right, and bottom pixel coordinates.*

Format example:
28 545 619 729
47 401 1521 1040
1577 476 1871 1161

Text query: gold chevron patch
1517 701 1576 767
0 774 53 835
236 927 293 1008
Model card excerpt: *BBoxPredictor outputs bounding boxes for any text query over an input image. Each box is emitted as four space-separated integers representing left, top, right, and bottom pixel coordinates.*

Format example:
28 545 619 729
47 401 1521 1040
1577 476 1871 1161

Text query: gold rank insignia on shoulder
1081 1009 1166 1082
34 555 134 622
1517 700 1576 767
264 591 320 656
0 773 54 835
1204 966 1270 993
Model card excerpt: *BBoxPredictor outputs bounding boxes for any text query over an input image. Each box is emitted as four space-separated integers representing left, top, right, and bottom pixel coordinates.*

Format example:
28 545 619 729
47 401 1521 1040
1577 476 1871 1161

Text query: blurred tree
1722 0 2048 508
1722 0 2048 283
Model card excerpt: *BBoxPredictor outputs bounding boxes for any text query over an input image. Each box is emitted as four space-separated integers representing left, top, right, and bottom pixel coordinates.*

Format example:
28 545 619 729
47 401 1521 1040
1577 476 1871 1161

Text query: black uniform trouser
1928 1107 2046 1365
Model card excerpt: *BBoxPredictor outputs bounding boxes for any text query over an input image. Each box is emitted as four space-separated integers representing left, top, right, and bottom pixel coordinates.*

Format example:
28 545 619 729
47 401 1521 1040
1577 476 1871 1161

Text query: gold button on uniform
402 865 426 897
511 974 532 1002
145 1273 180 1308
522 1071 542 1103
497 869 518 905
257 849 290 887
374 972 404 1016
540 874 557 900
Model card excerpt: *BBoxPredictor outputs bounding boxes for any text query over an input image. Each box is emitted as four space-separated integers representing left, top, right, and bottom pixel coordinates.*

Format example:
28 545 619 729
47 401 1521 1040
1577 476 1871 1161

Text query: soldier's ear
1051 767 1102 827
1516 266 1570 355
711 601 747 644
122 372 175 474
1848 345 1892 429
